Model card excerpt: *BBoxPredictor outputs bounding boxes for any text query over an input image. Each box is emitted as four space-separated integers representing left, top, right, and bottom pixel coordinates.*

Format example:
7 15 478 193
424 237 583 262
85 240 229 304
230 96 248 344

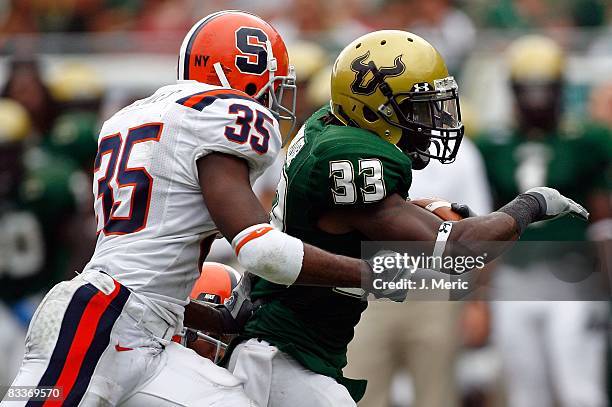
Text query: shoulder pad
176 88 257 112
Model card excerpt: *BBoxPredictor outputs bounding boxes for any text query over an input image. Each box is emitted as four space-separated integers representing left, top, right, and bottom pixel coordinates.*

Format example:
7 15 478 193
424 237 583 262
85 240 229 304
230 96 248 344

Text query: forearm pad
231 223 304 285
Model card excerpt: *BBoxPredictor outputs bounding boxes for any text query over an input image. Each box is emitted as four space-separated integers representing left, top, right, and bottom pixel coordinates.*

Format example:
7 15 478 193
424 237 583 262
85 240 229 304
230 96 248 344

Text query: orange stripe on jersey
180 88 254 108
42 282 122 407
234 226 273 256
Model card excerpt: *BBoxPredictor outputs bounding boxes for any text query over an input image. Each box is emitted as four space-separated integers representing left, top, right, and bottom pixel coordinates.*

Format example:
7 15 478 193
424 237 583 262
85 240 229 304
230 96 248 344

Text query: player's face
186 332 233 363
394 94 463 170
512 80 563 132
188 337 222 360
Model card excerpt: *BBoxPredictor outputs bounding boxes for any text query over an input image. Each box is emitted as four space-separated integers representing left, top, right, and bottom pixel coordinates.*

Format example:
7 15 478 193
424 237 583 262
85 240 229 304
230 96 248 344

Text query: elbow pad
231 224 304 285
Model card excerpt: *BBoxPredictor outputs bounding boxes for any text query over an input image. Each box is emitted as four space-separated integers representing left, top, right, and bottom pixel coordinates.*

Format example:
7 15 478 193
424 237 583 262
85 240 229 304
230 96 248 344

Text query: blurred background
0 0 610 406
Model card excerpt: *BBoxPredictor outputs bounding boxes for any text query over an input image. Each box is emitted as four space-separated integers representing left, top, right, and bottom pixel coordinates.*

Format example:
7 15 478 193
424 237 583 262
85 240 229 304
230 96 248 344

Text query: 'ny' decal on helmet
350 52 406 95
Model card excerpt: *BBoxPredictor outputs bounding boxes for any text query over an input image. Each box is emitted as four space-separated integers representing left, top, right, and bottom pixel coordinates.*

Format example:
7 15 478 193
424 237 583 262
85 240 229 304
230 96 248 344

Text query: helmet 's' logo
350 52 405 95
235 27 269 75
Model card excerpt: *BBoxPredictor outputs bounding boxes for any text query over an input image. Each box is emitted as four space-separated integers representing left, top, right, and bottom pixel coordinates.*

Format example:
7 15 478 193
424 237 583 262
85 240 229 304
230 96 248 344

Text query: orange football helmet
183 262 242 363
177 10 296 138
190 261 241 304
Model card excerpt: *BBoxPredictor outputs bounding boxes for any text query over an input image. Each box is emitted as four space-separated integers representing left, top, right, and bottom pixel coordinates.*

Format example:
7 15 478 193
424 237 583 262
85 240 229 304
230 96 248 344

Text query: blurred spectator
407 0 477 74
476 35 610 407
272 0 370 47
0 98 37 387
46 63 103 170
570 0 607 27
325 0 372 47
589 81 612 129
0 98 29 204
287 41 330 128
87 0 142 32
271 0 332 43
32 0 102 32
484 0 569 29
48 63 104 110
1 57 59 137
305 64 333 114
45 62 102 275
134 0 192 33
0 1 37 35
0 96 91 387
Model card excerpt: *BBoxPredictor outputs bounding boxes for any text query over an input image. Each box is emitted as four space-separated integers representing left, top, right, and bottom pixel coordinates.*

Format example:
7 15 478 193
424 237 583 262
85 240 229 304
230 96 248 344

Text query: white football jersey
84 80 281 321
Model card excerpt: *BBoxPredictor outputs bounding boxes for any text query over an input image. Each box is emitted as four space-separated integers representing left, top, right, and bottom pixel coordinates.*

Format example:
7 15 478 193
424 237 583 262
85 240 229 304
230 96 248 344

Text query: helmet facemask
254 40 297 146
180 296 236 364
376 74 464 170
182 327 231 364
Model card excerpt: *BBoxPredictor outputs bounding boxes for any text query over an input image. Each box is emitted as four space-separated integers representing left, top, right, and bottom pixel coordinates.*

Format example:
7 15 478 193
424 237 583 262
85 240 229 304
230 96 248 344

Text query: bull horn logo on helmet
350 52 406 95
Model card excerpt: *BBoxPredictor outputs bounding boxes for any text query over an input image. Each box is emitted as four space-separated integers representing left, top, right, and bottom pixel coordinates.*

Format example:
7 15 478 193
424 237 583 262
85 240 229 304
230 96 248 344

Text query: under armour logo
439 222 451 233
350 52 406 95
411 82 431 92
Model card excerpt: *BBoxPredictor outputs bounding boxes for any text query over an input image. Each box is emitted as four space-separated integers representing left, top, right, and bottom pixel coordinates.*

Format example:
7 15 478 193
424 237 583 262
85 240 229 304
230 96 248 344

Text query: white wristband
432 221 454 270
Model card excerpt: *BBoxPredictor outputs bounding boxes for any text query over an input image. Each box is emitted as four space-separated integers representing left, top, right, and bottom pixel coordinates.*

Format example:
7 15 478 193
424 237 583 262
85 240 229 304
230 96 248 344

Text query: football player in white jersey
3 10 375 407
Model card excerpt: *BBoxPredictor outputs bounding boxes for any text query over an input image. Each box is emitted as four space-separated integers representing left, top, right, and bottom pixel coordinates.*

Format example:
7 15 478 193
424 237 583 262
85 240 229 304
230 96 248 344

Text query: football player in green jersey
0 98 89 304
477 35 611 407
0 98 90 384
219 30 591 407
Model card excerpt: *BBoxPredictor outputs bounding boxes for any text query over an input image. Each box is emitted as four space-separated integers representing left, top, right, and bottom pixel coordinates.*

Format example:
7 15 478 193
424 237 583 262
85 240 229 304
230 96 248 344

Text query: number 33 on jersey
272 105 412 234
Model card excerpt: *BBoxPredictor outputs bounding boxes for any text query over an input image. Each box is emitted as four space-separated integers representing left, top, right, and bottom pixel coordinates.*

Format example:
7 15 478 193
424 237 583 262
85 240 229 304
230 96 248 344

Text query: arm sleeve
309 135 412 208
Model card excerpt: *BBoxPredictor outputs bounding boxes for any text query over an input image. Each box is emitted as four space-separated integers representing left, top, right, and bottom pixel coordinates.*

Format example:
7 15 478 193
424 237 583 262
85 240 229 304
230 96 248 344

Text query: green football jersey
0 148 82 302
45 111 99 170
240 106 412 401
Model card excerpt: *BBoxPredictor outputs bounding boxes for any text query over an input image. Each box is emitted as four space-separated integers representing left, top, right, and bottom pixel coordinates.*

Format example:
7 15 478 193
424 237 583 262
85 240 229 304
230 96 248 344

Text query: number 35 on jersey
94 123 162 235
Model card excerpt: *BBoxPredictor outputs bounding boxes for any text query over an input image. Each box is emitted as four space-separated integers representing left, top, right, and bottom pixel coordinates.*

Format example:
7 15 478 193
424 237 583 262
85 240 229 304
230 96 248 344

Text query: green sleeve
308 127 412 208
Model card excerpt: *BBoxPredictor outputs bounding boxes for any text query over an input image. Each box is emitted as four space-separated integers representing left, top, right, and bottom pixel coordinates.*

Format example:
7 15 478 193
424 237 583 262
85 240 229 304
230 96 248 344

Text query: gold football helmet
506 35 566 132
507 35 565 83
331 30 464 169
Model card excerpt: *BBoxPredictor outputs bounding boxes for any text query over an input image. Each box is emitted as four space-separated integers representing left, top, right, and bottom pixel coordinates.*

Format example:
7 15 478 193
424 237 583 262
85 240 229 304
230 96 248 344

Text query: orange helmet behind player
183 262 242 363
190 261 241 304
178 10 296 138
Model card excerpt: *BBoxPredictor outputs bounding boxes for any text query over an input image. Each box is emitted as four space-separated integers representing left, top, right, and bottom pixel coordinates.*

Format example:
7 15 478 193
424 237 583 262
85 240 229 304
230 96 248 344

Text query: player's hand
365 250 411 302
451 203 477 218
525 187 590 222
217 273 256 333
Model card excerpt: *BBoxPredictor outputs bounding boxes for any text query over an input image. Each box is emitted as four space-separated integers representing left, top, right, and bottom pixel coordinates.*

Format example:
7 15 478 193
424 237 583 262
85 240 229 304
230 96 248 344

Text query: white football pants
228 339 355 407
1 270 256 406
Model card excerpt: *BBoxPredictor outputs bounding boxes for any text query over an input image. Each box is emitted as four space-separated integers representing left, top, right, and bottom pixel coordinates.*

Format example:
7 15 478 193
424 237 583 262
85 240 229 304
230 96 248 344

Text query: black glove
216 273 256 334
451 203 477 218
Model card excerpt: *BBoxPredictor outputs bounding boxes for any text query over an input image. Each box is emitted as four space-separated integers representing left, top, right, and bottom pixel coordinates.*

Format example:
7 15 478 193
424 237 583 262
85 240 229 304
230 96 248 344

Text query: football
410 198 464 221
